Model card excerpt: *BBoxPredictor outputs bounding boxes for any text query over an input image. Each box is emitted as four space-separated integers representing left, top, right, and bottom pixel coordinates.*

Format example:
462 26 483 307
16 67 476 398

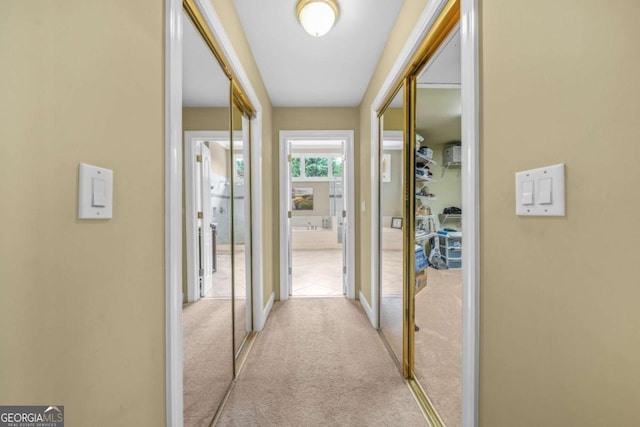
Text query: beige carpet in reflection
379 245 462 426
203 248 250 358
414 267 462 427
216 298 427 426
183 298 233 427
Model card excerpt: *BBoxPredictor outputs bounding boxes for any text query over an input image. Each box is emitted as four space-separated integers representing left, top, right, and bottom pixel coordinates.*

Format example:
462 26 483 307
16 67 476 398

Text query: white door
199 142 214 297
286 140 293 297
341 145 348 295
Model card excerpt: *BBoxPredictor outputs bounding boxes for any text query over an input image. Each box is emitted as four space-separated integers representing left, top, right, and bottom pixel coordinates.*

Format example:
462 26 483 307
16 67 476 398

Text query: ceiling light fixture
296 0 339 37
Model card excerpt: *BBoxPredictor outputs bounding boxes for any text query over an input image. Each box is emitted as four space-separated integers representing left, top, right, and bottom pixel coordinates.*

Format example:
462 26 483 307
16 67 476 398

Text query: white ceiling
418 24 460 86
388 23 460 108
182 11 229 108
232 0 404 107
183 3 461 110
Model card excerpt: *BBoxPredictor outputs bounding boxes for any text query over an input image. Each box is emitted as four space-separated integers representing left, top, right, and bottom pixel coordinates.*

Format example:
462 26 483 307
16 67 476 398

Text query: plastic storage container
443 142 461 165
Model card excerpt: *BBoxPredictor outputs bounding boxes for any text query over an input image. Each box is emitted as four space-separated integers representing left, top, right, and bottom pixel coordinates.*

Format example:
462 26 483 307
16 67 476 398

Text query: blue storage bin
415 246 428 272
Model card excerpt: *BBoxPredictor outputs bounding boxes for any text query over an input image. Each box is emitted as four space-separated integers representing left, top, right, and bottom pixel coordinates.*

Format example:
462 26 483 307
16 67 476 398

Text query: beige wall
381 150 403 217
480 1 640 425
183 106 230 130
211 0 274 308
183 107 231 178
0 1 165 426
358 0 430 304
428 144 461 221
272 107 360 299
381 108 404 218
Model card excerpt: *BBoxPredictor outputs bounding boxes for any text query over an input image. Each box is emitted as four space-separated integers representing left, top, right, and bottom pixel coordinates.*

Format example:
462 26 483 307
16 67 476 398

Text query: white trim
460 1 480 425
382 130 404 150
359 291 375 326
241 115 252 332
165 0 183 425
369 0 480 426
184 132 198 303
279 137 290 300
279 130 356 301
255 292 275 331
345 131 356 300
250 113 266 330
165 0 266 425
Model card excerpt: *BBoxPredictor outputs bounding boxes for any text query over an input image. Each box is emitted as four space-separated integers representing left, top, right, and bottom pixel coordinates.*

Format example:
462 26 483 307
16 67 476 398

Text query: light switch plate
79 163 113 219
515 164 565 216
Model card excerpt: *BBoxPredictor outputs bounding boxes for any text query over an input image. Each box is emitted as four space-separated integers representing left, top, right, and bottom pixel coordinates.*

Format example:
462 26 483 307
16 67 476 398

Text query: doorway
279 130 355 301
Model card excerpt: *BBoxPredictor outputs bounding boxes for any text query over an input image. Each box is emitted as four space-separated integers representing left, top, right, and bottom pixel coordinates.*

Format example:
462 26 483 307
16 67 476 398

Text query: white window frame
290 153 344 181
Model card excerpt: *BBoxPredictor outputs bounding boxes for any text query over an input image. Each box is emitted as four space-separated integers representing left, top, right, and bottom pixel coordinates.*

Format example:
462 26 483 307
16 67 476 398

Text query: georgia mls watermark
0 406 64 427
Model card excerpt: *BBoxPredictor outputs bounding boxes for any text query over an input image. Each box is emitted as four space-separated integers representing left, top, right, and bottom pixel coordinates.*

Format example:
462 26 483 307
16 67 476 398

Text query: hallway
217 298 427 426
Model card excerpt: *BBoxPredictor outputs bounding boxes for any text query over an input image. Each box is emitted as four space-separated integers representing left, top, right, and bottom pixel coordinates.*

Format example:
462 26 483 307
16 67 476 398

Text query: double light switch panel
515 163 565 216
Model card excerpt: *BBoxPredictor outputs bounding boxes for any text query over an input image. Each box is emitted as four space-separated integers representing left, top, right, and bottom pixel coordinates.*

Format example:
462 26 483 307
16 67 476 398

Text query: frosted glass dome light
296 0 339 37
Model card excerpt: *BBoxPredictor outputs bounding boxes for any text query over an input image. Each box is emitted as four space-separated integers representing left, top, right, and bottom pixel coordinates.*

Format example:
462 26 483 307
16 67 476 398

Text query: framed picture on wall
382 154 391 182
292 187 314 210
391 216 403 229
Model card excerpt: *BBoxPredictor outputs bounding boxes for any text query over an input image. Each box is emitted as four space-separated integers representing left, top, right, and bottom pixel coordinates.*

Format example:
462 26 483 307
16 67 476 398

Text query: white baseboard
359 291 376 328
255 292 274 331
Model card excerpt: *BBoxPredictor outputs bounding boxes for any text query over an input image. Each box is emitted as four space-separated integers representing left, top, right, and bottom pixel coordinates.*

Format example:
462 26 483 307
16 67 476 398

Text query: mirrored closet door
181 7 233 426
411 22 463 427
378 86 406 367
376 1 462 425
181 2 256 425
231 98 252 360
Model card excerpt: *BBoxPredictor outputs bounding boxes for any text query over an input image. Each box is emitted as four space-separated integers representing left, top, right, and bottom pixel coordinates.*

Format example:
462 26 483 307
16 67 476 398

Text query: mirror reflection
232 101 251 357
181 10 233 426
413 24 463 427
379 87 405 363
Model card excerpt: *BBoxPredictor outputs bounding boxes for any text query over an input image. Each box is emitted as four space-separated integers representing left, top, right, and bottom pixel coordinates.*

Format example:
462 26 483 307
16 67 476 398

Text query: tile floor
291 249 345 296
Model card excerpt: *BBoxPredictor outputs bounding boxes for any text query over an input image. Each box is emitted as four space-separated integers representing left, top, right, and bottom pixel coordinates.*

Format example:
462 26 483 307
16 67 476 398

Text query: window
332 157 343 177
291 157 301 177
304 157 329 177
290 154 343 181
233 155 245 184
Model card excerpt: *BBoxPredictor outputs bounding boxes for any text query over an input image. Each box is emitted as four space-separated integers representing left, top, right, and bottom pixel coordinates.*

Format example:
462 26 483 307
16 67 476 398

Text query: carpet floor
380 245 462 426
414 268 462 427
183 298 234 427
216 298 427 426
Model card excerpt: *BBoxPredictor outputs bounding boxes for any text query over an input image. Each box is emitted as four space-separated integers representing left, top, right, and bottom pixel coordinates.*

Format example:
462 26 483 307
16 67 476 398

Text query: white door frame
165 0 266 425
184 130 243 304
368 0 479 426
279 130 356 301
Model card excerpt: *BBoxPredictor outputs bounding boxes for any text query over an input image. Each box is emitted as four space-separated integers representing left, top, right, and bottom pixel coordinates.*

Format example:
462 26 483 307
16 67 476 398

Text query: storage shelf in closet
416 152 437 164
415 174 437 182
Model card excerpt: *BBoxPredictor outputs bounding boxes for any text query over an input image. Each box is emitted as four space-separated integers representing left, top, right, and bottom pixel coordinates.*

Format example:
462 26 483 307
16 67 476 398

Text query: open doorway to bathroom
280 131 355 300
